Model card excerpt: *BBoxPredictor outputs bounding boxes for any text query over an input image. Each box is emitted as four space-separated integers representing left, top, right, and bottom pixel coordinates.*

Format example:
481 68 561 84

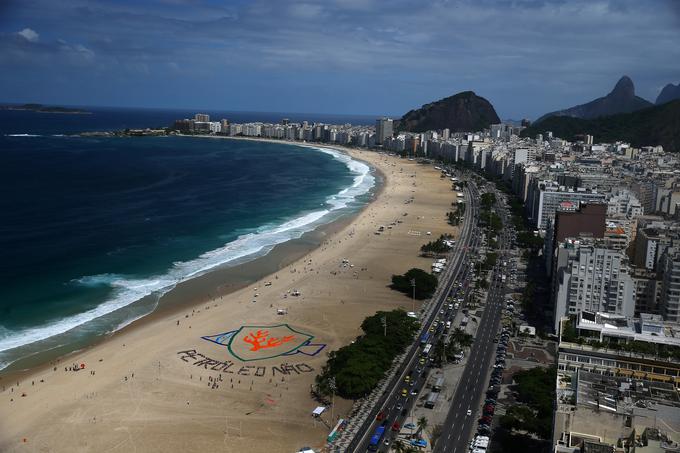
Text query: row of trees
315 310 420 399
447 201 466 226
420 234 453 256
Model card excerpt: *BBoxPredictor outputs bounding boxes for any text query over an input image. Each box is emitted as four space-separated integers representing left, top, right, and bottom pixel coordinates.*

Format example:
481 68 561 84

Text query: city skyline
0 0 679 119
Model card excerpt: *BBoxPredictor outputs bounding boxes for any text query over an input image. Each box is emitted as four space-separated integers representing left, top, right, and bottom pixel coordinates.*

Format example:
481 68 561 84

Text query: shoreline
0 143 458 452
0 138 382 377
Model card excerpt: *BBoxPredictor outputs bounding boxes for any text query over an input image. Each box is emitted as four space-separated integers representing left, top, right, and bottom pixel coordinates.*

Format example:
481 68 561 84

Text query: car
405 376 411 384
401 408 408 416
466 409 472 416
396 402 403 410
384 438 390 446
411 388 419 396
391 422 400 432
479 416 492 424
401 388 408 397
376 411 386 421
419 358 426 366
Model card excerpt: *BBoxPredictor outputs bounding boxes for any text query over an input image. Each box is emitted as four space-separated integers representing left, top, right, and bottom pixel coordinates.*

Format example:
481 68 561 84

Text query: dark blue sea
0 107 376 370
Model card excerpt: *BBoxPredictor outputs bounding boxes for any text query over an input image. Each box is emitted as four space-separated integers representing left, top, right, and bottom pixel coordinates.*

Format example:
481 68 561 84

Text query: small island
1 103 91 114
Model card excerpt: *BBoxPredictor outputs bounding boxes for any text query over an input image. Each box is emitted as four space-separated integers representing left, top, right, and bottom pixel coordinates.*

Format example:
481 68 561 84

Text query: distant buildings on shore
167 109 680 451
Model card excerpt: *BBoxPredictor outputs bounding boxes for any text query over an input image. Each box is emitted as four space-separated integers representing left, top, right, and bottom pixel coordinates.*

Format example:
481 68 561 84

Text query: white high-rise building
660 248 680 322
375 118 393 145
553 239 636 331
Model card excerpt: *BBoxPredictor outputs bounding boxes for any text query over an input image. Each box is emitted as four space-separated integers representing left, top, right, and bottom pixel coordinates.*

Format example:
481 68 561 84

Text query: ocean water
0 108 376 370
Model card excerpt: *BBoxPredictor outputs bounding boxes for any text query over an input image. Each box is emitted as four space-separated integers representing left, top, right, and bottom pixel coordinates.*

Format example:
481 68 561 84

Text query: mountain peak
399 91 500 133
535 75 652 123
656 83 680 105
610 75 635 99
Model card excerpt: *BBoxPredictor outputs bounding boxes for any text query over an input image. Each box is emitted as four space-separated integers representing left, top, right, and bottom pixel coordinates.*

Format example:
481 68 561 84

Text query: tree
391 268 438 299
315 310 420 399
416 416 428 438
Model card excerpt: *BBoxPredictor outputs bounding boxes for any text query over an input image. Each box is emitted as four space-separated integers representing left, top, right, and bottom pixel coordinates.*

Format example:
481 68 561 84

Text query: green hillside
522 100 680 152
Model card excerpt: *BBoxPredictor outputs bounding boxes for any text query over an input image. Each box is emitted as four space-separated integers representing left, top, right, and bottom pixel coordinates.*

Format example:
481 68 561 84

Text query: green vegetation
482 252 498 271
561 318 680 359
420 234 453 256
315 310 420 399
499 366 556 439
481 192 496 209
447 202 465 226
521 99 680 152
391 268 439 300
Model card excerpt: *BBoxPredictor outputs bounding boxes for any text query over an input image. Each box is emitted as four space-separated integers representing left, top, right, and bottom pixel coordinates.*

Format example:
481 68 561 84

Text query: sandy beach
0 144 458 452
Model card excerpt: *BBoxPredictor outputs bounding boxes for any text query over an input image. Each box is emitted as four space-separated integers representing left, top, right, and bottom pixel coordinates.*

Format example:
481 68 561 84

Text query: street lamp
328 377 336 425
410 278 416 313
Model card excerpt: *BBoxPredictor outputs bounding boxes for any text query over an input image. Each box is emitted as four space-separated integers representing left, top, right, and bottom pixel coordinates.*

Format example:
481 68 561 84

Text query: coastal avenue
350 171 480 452
434 183 512 453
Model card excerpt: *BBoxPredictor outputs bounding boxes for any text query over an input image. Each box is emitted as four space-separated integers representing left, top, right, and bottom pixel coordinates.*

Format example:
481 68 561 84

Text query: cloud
17 27 38 42
0 0 679 117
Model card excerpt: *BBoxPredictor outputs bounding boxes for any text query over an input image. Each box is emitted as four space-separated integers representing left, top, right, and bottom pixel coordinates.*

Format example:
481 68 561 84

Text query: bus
422 343 432 356
420 332 430 346
368 425 386 451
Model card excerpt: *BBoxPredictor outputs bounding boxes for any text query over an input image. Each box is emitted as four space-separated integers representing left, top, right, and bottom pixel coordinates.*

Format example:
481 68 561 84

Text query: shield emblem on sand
226 324 314 362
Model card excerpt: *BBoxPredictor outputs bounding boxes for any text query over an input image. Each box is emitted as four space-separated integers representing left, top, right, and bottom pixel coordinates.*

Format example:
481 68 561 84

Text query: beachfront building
526 180 606 231
554 370 680 453
552 239 636 331
375 117 393 145
554 312 680 451
661 248 680 323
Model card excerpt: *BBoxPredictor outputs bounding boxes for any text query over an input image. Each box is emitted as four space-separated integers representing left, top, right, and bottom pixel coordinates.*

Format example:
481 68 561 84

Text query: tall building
375 118 393 145
527 180 606 231
552 239 635 331
544 203 607 275
194 113 210 122
661 248 680 322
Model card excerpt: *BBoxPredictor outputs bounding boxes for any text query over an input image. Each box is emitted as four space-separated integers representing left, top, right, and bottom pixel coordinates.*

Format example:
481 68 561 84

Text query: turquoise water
0 133 374 370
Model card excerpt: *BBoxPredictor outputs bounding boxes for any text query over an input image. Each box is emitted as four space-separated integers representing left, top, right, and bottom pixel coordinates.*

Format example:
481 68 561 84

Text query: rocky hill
521 99 680 152
535 76 652 123
399 91 500 133
656 83 680 105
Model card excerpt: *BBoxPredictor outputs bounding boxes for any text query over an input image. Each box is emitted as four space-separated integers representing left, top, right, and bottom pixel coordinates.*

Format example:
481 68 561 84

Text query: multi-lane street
434 183 513 453
350 173 481 452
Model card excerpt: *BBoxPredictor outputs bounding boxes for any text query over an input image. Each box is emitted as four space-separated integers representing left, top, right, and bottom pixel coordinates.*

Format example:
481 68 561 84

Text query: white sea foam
0 145 375 358
6 133 41 137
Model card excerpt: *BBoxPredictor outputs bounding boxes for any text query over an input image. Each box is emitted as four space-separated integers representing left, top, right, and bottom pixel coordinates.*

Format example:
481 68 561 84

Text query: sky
0 0 679 120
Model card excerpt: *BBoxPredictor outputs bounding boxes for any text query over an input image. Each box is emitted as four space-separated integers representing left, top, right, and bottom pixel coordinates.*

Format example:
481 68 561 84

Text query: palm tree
393 439 406 453
416 416 428 438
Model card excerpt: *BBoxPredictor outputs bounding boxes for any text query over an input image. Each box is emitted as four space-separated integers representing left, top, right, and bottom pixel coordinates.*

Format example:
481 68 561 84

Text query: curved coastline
0 137 381 373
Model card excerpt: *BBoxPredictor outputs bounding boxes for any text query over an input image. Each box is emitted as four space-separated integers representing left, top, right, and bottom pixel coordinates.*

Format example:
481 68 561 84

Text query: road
350 172 481 452
434 183 514 453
